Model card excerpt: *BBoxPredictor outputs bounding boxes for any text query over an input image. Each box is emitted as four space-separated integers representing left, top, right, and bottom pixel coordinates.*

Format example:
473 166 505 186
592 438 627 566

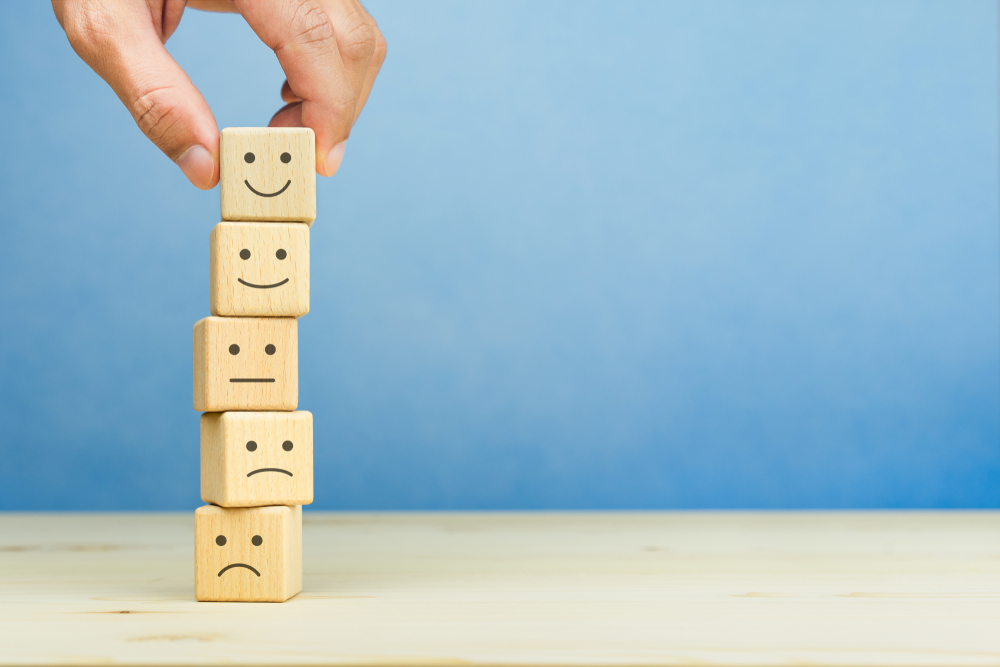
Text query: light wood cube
195 505 302 602
193 317 297 412
201 411 313 508
210 222 309 317
221 127 316 223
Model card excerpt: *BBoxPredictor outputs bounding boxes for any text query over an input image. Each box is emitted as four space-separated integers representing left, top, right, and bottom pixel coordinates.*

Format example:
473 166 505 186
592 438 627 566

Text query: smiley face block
193 317 297 412
221 128 315 223
195 505 302 602
210 222 309 317
201 411 313 507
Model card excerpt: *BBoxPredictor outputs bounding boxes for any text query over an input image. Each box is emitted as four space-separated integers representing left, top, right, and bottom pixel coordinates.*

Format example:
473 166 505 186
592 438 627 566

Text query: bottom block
195 505 301 602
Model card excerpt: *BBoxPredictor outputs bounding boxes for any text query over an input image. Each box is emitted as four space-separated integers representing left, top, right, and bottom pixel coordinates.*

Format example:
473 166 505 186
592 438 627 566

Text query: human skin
51 0 387 189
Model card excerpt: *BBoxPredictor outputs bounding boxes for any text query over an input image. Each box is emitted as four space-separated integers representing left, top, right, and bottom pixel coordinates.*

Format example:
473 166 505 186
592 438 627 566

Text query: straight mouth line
218 563 260 577
230 378 275 383
245 180 291 198
238 278 290 289
247 468 293 477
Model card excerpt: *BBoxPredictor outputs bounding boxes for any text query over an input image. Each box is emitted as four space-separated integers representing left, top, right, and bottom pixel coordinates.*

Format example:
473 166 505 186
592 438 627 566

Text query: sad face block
201 411 313 507
220 127 315 223
210 222 309 317
195 505 302 602
193 317 297 412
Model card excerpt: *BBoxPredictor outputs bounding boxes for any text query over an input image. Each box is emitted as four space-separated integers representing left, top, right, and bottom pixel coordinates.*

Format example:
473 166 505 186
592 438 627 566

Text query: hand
51 0 387 189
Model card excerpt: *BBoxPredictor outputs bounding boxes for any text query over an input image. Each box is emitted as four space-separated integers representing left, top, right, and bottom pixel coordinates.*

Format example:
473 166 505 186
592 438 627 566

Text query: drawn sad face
220 127 316 223
194 505 302 602
201 411 314 508
210 222 309 317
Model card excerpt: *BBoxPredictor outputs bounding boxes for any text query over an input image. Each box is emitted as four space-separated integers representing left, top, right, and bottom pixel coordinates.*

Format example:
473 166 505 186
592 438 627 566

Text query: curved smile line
238 278 290 289
230 378 275 383
245 180 291 197
247 468 293 477
218 563 260 577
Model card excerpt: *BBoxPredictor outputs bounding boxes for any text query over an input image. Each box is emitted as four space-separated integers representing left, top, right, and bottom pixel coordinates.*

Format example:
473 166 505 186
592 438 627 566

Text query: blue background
0 1 997 510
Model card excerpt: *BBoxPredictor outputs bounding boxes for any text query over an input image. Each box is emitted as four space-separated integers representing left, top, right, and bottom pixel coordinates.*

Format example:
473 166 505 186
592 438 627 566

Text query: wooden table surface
0 512 997 666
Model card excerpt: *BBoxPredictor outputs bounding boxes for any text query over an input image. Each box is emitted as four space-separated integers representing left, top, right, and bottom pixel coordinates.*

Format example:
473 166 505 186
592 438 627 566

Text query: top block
221 128 316 223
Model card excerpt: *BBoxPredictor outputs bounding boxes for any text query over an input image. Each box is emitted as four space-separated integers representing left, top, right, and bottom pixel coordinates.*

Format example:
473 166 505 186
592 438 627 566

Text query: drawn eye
240 249 251 260
280 152 291 164
276 249 287 260
246 441 257 452
252 535 263 546
244 152 255 163
229 344 240 355
265 344 276 355
282 440 293 451
216 535 227 546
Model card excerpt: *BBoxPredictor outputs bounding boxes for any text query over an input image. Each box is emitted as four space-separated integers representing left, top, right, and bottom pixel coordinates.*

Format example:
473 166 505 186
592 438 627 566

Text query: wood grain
210 222 309 317
220 128 315 223
201 411 313 508
0 512 997 665
194 505 302 602
193 317 297 412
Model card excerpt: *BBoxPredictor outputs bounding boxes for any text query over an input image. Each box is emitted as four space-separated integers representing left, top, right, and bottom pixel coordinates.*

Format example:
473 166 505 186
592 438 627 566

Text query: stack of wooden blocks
192 128 316 602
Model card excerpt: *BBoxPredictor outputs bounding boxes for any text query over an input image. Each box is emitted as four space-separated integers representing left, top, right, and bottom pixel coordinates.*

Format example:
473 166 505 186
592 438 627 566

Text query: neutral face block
194 505 302 602
201 411 313 508
210 222 309 317
193 317 297 412
220 127 316 223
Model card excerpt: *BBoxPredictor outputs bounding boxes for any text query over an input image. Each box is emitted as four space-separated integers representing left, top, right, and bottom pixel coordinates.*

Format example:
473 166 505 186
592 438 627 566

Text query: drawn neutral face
193 317 298 412
220 127 316 223
201 411 314 508
210 223 309 317
194 505 302 602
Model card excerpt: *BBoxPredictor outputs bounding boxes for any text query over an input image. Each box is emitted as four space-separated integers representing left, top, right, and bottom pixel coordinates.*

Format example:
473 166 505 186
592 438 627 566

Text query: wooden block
220 127 316 223
201 411 313 508
193 317 297 412
210 222 309 317
194 505 302 602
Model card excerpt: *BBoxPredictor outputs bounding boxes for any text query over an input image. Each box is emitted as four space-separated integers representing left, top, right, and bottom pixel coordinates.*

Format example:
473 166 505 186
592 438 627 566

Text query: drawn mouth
230 378 275 383
247 468 293 477
238 278 289 289
218 563 260 577
245 180 291 198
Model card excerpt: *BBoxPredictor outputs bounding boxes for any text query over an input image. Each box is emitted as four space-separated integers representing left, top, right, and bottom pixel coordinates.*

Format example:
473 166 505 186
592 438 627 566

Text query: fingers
280 80 302 104
185 0 240 12
236 0 382 176
353 20 386 122
54 0 219 188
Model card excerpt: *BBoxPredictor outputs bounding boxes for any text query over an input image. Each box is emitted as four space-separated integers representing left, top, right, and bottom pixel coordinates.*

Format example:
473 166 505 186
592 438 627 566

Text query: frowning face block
220 127 316 223
193 317 297 412
195 505 302 602
201 411 313 507
210 222 309 317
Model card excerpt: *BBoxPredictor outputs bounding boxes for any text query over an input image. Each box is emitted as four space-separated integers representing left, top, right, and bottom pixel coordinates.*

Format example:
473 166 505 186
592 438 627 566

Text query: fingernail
176 144 215 189
321 141 347 177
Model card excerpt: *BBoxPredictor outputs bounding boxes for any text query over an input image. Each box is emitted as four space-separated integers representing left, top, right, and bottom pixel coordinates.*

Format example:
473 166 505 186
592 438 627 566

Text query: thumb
56 1 220 189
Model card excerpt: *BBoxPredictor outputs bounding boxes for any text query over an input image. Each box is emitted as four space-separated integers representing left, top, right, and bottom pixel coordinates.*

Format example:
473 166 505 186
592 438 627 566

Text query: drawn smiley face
220 127 315 223
238 247 289 289
200 411 314 508
242 149 293 198
194 505 302 602
210 223 310 317
193 317 298 412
